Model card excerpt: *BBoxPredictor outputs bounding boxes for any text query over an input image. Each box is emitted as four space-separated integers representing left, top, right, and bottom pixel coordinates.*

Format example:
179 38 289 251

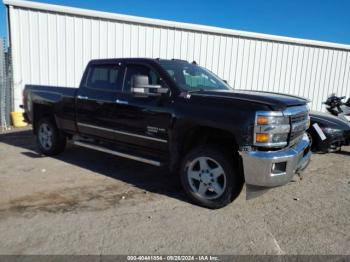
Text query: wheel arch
180 126 239 154
32 103 57 134
170 125 242 178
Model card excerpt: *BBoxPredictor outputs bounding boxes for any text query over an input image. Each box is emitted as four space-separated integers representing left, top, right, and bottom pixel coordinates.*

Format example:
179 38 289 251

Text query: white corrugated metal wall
5 0 350 111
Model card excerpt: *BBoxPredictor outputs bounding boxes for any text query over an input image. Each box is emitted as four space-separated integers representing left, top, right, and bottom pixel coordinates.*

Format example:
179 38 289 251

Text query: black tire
36 118 66 156
307 130 328 153
306 131 316 152
180 146 243 209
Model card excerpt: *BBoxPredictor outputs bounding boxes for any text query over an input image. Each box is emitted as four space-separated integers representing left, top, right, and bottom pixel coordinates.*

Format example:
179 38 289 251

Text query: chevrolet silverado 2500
23 58 311 208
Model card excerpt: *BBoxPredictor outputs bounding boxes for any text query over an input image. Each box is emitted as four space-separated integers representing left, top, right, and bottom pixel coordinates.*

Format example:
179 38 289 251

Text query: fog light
271 161 287 176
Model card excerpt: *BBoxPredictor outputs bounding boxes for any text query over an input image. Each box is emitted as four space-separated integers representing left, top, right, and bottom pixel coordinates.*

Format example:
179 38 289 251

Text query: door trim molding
77 122 168 143
74 141 161 166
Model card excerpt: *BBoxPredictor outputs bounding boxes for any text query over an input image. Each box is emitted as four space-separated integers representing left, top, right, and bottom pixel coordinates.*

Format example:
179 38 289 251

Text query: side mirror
131 75 169 96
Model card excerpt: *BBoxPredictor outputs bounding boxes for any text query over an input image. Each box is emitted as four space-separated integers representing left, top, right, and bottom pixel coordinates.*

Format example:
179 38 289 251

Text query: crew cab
22 58 312 208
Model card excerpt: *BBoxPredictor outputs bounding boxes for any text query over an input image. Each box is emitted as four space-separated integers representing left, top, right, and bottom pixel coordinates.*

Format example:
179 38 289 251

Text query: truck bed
23 84 78 133
25 84 77 98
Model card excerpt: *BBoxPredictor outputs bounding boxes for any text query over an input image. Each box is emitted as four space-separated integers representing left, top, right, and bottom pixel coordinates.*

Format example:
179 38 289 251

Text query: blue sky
1 0 350 45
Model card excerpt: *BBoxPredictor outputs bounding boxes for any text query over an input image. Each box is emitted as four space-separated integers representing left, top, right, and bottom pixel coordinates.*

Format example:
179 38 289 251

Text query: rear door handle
77 95 88 100
116 99 128 105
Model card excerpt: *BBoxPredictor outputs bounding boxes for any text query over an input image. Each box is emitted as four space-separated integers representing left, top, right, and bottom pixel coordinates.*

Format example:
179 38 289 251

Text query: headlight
256 133 270 143
271 133 289 143
256 115 289 125
254 112 290 147
255 133 289 144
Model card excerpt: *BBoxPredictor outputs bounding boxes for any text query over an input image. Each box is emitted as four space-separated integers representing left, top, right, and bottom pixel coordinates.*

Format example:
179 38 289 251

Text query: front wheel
306 131 316 152
36 118 66 156
180 146 243 209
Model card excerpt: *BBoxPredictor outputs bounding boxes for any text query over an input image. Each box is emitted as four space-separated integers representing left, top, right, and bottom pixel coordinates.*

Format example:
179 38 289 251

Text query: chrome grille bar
285 105 310 146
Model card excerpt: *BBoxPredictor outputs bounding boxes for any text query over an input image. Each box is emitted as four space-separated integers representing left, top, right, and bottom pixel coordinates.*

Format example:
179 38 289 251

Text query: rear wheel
36 118 66 156
180 146 243 209
328 143 341 153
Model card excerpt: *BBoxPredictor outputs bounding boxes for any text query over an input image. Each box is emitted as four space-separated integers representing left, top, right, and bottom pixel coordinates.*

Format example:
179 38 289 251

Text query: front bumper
240 134 312 187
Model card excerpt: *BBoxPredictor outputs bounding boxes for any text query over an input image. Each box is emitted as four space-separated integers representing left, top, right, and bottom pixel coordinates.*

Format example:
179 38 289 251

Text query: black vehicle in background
307 111 350 153
22 58 311 209
323 95 350 123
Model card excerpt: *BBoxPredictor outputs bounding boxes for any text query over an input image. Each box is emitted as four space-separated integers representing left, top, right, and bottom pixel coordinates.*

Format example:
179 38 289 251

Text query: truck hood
191 89 308 110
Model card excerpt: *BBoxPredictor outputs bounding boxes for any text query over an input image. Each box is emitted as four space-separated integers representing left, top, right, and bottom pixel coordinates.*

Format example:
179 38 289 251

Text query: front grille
291 113 308 123
290 130 305 141
289 110 309 145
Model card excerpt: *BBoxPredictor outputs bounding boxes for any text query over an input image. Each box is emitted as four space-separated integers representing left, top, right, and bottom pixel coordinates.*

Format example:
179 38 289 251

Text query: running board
73 141 162 166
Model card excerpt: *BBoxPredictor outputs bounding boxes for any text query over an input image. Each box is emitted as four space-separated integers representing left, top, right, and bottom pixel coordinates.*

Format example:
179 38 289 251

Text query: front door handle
77 95 89 100
116 99 129 105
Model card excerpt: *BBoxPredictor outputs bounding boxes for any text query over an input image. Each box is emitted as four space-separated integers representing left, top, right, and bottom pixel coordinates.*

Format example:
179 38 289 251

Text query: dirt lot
0 128 349 255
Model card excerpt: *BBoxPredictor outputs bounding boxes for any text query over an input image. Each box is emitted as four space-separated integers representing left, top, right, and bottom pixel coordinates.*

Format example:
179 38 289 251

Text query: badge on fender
312 123 326 141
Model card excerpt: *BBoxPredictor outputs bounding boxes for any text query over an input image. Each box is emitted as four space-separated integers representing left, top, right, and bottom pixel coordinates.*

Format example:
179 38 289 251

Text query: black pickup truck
23 58 311 208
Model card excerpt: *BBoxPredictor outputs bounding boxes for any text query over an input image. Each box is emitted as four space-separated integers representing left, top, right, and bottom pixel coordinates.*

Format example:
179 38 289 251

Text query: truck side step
73 140 162 167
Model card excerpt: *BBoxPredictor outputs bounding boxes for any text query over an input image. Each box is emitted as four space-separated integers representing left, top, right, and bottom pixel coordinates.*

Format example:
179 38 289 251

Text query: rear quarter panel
24 85 78 133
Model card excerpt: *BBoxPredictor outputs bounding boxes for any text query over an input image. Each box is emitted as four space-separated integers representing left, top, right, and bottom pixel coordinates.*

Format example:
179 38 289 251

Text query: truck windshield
159 61 231 92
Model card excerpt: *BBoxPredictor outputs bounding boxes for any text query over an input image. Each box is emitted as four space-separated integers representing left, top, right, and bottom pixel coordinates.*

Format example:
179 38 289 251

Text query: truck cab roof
88 57 192 65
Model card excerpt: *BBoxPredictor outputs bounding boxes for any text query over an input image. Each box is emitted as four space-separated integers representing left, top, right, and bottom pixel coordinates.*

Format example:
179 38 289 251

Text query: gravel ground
0 128 349 255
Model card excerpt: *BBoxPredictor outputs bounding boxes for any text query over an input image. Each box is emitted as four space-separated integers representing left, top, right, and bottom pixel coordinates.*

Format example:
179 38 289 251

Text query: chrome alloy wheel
306 132 313 148
38 123 53 150
187 157 227 200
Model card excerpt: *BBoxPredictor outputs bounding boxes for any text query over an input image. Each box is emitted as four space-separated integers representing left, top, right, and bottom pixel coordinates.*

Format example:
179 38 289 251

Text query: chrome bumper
240 134 312 187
